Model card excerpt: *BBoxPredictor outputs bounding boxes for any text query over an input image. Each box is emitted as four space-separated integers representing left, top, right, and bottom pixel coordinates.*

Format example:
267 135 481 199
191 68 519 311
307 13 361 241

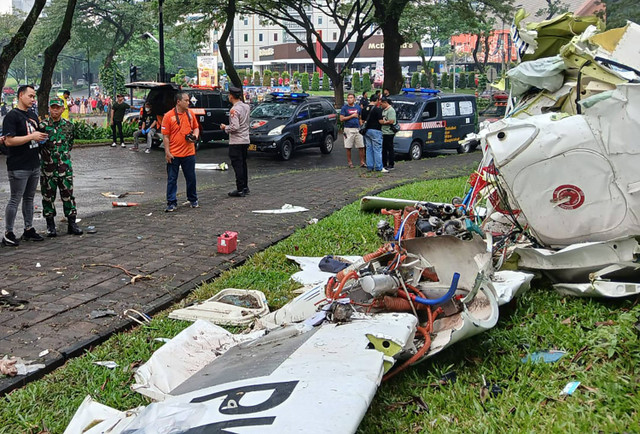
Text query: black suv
124 81 231 148
248 92 337 160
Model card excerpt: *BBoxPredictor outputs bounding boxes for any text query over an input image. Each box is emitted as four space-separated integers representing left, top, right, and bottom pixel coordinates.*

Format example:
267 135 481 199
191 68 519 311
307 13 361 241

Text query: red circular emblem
552 184 585 210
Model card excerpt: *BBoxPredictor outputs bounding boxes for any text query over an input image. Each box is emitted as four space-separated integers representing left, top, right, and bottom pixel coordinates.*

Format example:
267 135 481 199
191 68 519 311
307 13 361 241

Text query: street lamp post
56 53 90 97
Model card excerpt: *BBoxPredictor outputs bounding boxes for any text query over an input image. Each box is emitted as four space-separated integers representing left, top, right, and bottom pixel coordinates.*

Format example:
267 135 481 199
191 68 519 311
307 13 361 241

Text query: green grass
1 175 639 433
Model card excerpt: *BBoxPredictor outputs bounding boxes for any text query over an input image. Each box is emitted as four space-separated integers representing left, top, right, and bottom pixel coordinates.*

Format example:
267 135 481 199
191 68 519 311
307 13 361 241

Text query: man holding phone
2 85 48 246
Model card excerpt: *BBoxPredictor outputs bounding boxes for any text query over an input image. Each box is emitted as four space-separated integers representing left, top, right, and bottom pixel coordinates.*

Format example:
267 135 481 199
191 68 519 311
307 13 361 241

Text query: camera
185 133 197 143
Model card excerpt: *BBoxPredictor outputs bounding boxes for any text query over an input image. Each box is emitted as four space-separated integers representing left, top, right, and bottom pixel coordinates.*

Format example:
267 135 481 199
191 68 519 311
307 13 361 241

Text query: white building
0 0 37 15
201 10 439 76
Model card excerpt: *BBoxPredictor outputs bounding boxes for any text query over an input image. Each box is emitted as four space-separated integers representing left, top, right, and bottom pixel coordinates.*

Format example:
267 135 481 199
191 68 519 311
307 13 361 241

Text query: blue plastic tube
413 272 460 305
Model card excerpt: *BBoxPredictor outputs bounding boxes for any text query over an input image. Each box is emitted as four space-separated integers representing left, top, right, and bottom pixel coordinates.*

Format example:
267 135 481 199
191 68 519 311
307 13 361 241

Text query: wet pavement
0 141 481 394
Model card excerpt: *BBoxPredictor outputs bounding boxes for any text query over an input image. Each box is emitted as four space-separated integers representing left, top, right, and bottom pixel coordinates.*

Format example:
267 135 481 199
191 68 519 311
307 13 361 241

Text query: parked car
248 92 337 160
76 78 86 86
124 81 231 149
392 88 478 159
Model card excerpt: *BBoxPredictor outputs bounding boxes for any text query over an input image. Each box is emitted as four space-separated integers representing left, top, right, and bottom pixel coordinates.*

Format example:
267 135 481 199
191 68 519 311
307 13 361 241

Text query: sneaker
121 143 126 148
190 201 199 208
165 203 177 212
242 188 250 195
22 227 44 242
228 189 246 197
144 148 151 154
381 168 389 173
1 231 19 247
387 166 395 171
111 142 117 147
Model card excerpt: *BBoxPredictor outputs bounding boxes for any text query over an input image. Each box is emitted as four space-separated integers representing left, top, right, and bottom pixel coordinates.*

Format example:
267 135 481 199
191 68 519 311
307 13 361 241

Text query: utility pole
452 45 456 94
158 0 166 82
24 58 27 84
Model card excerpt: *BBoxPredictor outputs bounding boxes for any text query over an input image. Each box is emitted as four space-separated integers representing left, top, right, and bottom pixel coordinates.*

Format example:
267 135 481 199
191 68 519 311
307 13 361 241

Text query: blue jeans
5 168 40 233
166 155 197 206
364 129 383 171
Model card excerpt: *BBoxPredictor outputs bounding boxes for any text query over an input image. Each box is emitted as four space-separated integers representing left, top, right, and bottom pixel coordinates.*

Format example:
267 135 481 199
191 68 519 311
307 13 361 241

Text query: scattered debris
123 309 152 326
82 263 152 285
35 262 41 268
194 162 228 170
308 218 319 224
560 381 581 396
86 226 97 234
521 350 567 364
0 358 17 376
101 191 145 198
93 361 118 369
253 204 309 214
89 309 117 319
146 212 153 217
153 338 170 343
169 289 269 326
38 350 49 358
112 202 139 207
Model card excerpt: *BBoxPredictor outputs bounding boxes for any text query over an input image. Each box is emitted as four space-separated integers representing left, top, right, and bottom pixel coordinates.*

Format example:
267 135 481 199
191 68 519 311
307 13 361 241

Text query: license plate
248 144 257 151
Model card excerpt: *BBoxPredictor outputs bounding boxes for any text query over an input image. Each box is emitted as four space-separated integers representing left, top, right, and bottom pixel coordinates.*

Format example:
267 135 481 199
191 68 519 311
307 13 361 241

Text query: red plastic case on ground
217 231 238 254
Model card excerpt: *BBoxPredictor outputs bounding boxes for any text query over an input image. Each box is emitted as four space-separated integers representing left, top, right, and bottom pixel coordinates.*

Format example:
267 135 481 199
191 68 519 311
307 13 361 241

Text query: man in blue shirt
339 92 365 168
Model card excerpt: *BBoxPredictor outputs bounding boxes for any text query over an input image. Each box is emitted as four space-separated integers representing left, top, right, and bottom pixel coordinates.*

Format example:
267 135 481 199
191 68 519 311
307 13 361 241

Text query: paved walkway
0 152 481 394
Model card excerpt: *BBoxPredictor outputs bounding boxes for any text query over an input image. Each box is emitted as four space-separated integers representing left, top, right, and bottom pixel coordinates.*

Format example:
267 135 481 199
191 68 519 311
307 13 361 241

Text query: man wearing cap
220 86 251 197
110 94 130 148
39 98 83 236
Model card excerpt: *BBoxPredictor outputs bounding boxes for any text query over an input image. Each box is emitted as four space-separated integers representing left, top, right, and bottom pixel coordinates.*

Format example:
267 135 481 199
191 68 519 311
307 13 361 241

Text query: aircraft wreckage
66 14 640 434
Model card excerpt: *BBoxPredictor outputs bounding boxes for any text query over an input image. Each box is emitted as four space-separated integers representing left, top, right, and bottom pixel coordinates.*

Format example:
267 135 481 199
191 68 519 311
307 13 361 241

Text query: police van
391 88 478 159
248 92 337 161
124 82 231 148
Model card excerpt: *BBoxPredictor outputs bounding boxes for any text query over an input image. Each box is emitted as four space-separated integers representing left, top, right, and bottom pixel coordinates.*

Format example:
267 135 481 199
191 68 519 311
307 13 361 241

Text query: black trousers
382 134 395 168
229 144 249 191
111 121 124 144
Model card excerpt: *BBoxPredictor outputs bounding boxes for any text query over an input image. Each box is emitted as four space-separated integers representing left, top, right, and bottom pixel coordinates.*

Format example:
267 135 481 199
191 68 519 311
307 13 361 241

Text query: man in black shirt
133 102 157 153
110 94 130 148
360 94 385 172
2 85 48 246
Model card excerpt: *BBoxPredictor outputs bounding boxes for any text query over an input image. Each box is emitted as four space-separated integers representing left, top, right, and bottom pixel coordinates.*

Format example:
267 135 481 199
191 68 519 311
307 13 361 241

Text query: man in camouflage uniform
39 98 82 236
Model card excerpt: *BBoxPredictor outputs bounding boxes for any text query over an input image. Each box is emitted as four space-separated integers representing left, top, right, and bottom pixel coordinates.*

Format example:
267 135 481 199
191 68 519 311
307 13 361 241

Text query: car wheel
409 141 423 160
457 139 478 154
278 139 294 161
320 135 334 154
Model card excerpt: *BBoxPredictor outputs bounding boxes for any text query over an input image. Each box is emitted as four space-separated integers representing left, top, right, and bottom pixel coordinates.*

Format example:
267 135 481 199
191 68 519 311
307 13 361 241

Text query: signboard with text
197 55 218 87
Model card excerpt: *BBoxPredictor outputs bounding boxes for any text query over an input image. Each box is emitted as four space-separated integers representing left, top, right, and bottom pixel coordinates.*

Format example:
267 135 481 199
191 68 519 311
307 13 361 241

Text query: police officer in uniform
39 98 83 236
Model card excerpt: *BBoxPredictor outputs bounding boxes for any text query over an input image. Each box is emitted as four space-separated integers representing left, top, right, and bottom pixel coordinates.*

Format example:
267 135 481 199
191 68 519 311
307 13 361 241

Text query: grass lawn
1 176 638 433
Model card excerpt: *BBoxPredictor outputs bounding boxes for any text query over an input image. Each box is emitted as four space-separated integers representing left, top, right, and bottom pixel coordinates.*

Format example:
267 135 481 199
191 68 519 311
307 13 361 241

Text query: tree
598 0 640 29
100 62 126 97
441 72 450 89
536 0 570 19
37 0 79 118
245 0 377 106
420 71 428 88
362 72 372 93
262 69 272 86
312 72 320 91
165 0 242 89
411 71 419 88
371 0 413 94
352 71 361 93
301 72 309 91
0 0 47 89
459 71 467 89
253 70 261 85
293 71 300 85
322 74 330 91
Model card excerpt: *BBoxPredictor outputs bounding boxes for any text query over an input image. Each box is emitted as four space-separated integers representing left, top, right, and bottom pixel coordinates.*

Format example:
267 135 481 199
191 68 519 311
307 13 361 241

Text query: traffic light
130 65 137 82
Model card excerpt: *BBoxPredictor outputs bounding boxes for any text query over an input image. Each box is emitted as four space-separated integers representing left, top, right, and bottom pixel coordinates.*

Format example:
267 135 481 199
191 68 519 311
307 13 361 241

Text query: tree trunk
37 0 78 118
417 41 435 87
380 19 404 93
219 0 242 90
372 0 410 94
0 0 47 88
472 34 485 74
326 69 344 107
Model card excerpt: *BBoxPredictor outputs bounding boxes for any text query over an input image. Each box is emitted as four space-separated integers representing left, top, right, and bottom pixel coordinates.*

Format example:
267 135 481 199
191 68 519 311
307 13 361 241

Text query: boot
67 215 83 235
45 217 57 238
